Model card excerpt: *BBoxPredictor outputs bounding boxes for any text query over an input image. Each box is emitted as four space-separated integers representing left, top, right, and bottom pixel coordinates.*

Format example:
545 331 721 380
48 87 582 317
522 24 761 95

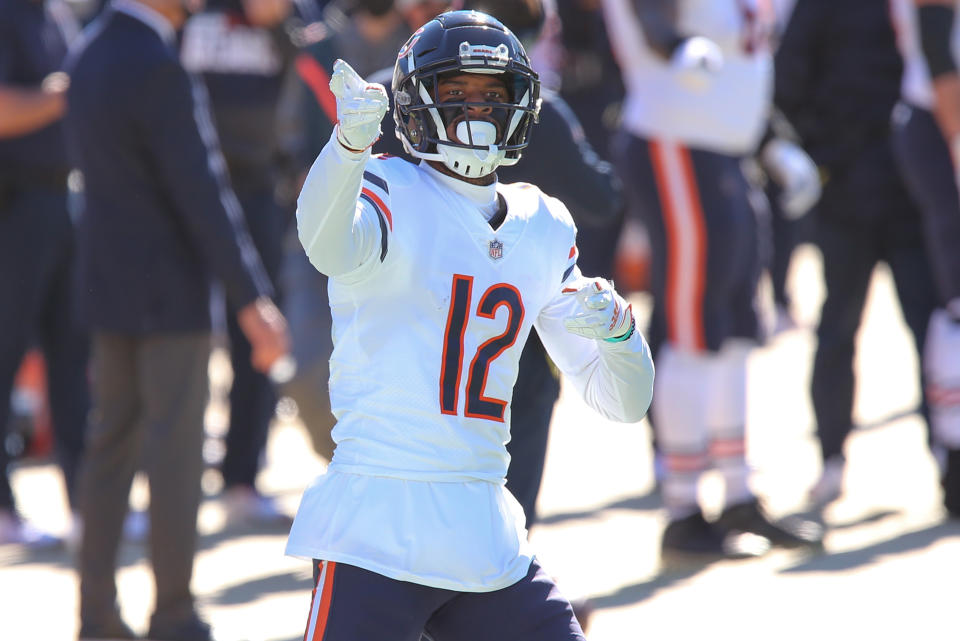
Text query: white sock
654 344 711 518
707 340 753 507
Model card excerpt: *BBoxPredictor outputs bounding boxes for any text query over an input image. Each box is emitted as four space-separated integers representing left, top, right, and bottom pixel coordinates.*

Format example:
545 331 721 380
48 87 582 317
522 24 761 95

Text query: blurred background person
64 0 290 637
0 0 88 548
553 0 628 282
179 0 319 527
890 0 960 519
278 0 415 459
602 0 823 560
776 0 939 509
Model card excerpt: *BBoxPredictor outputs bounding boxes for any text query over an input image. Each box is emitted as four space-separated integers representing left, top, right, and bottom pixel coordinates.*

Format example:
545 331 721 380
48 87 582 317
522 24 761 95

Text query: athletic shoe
78 613 137 640
807 456 845 509
146 613 212 641
661 510 769 561
717 499 824 549
0 509 61 549
222 485 292 528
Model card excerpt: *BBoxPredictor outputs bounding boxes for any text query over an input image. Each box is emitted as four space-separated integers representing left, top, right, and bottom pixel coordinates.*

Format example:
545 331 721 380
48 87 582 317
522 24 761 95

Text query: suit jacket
64 4 272 333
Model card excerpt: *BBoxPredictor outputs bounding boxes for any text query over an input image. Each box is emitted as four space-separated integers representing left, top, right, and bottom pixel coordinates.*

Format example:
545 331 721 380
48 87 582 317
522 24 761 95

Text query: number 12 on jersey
439 274 525 422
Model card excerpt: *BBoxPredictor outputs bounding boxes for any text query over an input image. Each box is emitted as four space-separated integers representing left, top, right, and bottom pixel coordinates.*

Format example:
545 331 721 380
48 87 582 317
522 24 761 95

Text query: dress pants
78 331 210 628
811 137 937 461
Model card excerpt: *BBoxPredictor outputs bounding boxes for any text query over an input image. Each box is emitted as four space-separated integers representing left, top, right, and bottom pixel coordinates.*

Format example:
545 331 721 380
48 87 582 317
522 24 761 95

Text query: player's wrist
333 127 373 160
336 124 375 154
603 314 635 343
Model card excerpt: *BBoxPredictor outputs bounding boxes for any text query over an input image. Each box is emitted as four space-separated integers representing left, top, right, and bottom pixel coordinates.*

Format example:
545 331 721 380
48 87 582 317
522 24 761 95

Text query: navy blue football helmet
391 10 541 177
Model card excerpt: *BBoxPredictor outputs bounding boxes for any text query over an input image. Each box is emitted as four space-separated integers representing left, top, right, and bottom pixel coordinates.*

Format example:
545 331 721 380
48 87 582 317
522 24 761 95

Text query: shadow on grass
780 518 960 575
535 488 662 527
206 568 312 606
587 560 709 611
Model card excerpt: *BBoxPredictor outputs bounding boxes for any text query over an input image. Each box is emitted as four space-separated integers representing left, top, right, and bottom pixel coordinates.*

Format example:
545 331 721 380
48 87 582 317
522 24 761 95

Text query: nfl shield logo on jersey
488 239 503 260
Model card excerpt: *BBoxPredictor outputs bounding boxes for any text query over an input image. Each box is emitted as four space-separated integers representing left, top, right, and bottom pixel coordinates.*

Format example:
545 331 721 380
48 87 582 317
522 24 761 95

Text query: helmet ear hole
407 115 422 145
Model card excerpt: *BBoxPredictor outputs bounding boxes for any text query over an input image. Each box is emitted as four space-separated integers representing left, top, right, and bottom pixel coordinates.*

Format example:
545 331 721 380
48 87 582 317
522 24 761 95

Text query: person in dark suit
63 0 290 638
0 0 87 548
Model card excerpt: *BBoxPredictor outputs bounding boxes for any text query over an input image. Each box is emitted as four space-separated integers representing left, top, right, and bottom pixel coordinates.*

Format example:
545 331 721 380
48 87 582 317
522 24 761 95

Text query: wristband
604 316 635 343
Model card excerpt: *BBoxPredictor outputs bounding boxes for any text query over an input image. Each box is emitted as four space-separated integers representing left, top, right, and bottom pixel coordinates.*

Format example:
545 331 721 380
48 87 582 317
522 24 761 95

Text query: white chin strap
439 120 507 178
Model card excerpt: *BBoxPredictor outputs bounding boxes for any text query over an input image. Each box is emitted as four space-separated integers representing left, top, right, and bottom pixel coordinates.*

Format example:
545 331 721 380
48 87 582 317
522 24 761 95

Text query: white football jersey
890 0 960 110
602 0 774 155
286 134 655 591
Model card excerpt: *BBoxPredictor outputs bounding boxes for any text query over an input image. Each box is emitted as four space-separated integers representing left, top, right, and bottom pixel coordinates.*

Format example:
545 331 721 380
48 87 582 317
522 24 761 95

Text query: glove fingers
330 59 365 100
341 103 385 118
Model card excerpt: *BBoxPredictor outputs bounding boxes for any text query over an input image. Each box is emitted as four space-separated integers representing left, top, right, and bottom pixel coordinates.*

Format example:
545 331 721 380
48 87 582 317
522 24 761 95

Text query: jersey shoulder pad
499 182 576 235
368 154 419 190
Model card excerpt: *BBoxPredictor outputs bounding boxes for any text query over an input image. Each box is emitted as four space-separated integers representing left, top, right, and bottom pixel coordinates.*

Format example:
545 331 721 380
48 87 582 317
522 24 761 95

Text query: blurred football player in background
602 0 823 560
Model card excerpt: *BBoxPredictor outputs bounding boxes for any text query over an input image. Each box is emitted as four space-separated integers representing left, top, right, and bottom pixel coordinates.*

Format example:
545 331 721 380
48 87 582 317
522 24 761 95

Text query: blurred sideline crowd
3 0 960 638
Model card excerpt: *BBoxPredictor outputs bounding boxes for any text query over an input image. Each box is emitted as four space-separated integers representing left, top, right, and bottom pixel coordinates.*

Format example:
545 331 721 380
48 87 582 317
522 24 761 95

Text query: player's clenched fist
562 278 635 342
329 58 389 152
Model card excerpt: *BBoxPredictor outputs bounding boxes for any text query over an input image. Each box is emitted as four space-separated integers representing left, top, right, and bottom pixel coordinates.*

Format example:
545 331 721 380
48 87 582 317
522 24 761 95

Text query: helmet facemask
392 13 541 178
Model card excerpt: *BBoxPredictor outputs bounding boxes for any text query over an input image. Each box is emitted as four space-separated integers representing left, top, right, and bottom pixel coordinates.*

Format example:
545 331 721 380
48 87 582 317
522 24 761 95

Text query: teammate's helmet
391 10 541 178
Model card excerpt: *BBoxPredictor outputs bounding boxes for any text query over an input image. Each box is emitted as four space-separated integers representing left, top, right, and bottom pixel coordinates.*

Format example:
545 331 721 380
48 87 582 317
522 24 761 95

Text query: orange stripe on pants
303 560 337 641
648 139 707 352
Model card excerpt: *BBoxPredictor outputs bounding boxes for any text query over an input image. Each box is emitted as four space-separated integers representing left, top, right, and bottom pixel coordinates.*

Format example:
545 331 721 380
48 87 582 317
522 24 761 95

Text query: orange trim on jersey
361 187 393 231
296 54 339 126
568 245 577 259
649 140 707 352
464 283 525 422
306 560 337 641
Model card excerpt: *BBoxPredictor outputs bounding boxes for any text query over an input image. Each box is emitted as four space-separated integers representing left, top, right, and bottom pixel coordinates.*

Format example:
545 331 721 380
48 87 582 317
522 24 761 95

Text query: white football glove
328 58 389 152
562 278 634 341
671 36 724 93
761 138 822 219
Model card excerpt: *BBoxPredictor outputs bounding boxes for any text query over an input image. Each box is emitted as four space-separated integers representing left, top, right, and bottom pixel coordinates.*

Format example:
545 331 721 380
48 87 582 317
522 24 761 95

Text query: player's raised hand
329 58 389 152
562 278 634 342
672 36 723 93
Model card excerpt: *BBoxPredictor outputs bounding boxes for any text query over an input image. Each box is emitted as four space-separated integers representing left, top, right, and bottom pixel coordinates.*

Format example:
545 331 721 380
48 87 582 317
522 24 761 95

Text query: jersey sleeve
535 265 655 424
296 129 390 278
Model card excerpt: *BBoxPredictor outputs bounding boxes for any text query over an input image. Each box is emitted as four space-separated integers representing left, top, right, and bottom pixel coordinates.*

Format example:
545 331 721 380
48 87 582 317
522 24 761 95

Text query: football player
286 10 654 641
601 0 823 559
890 0 960 518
